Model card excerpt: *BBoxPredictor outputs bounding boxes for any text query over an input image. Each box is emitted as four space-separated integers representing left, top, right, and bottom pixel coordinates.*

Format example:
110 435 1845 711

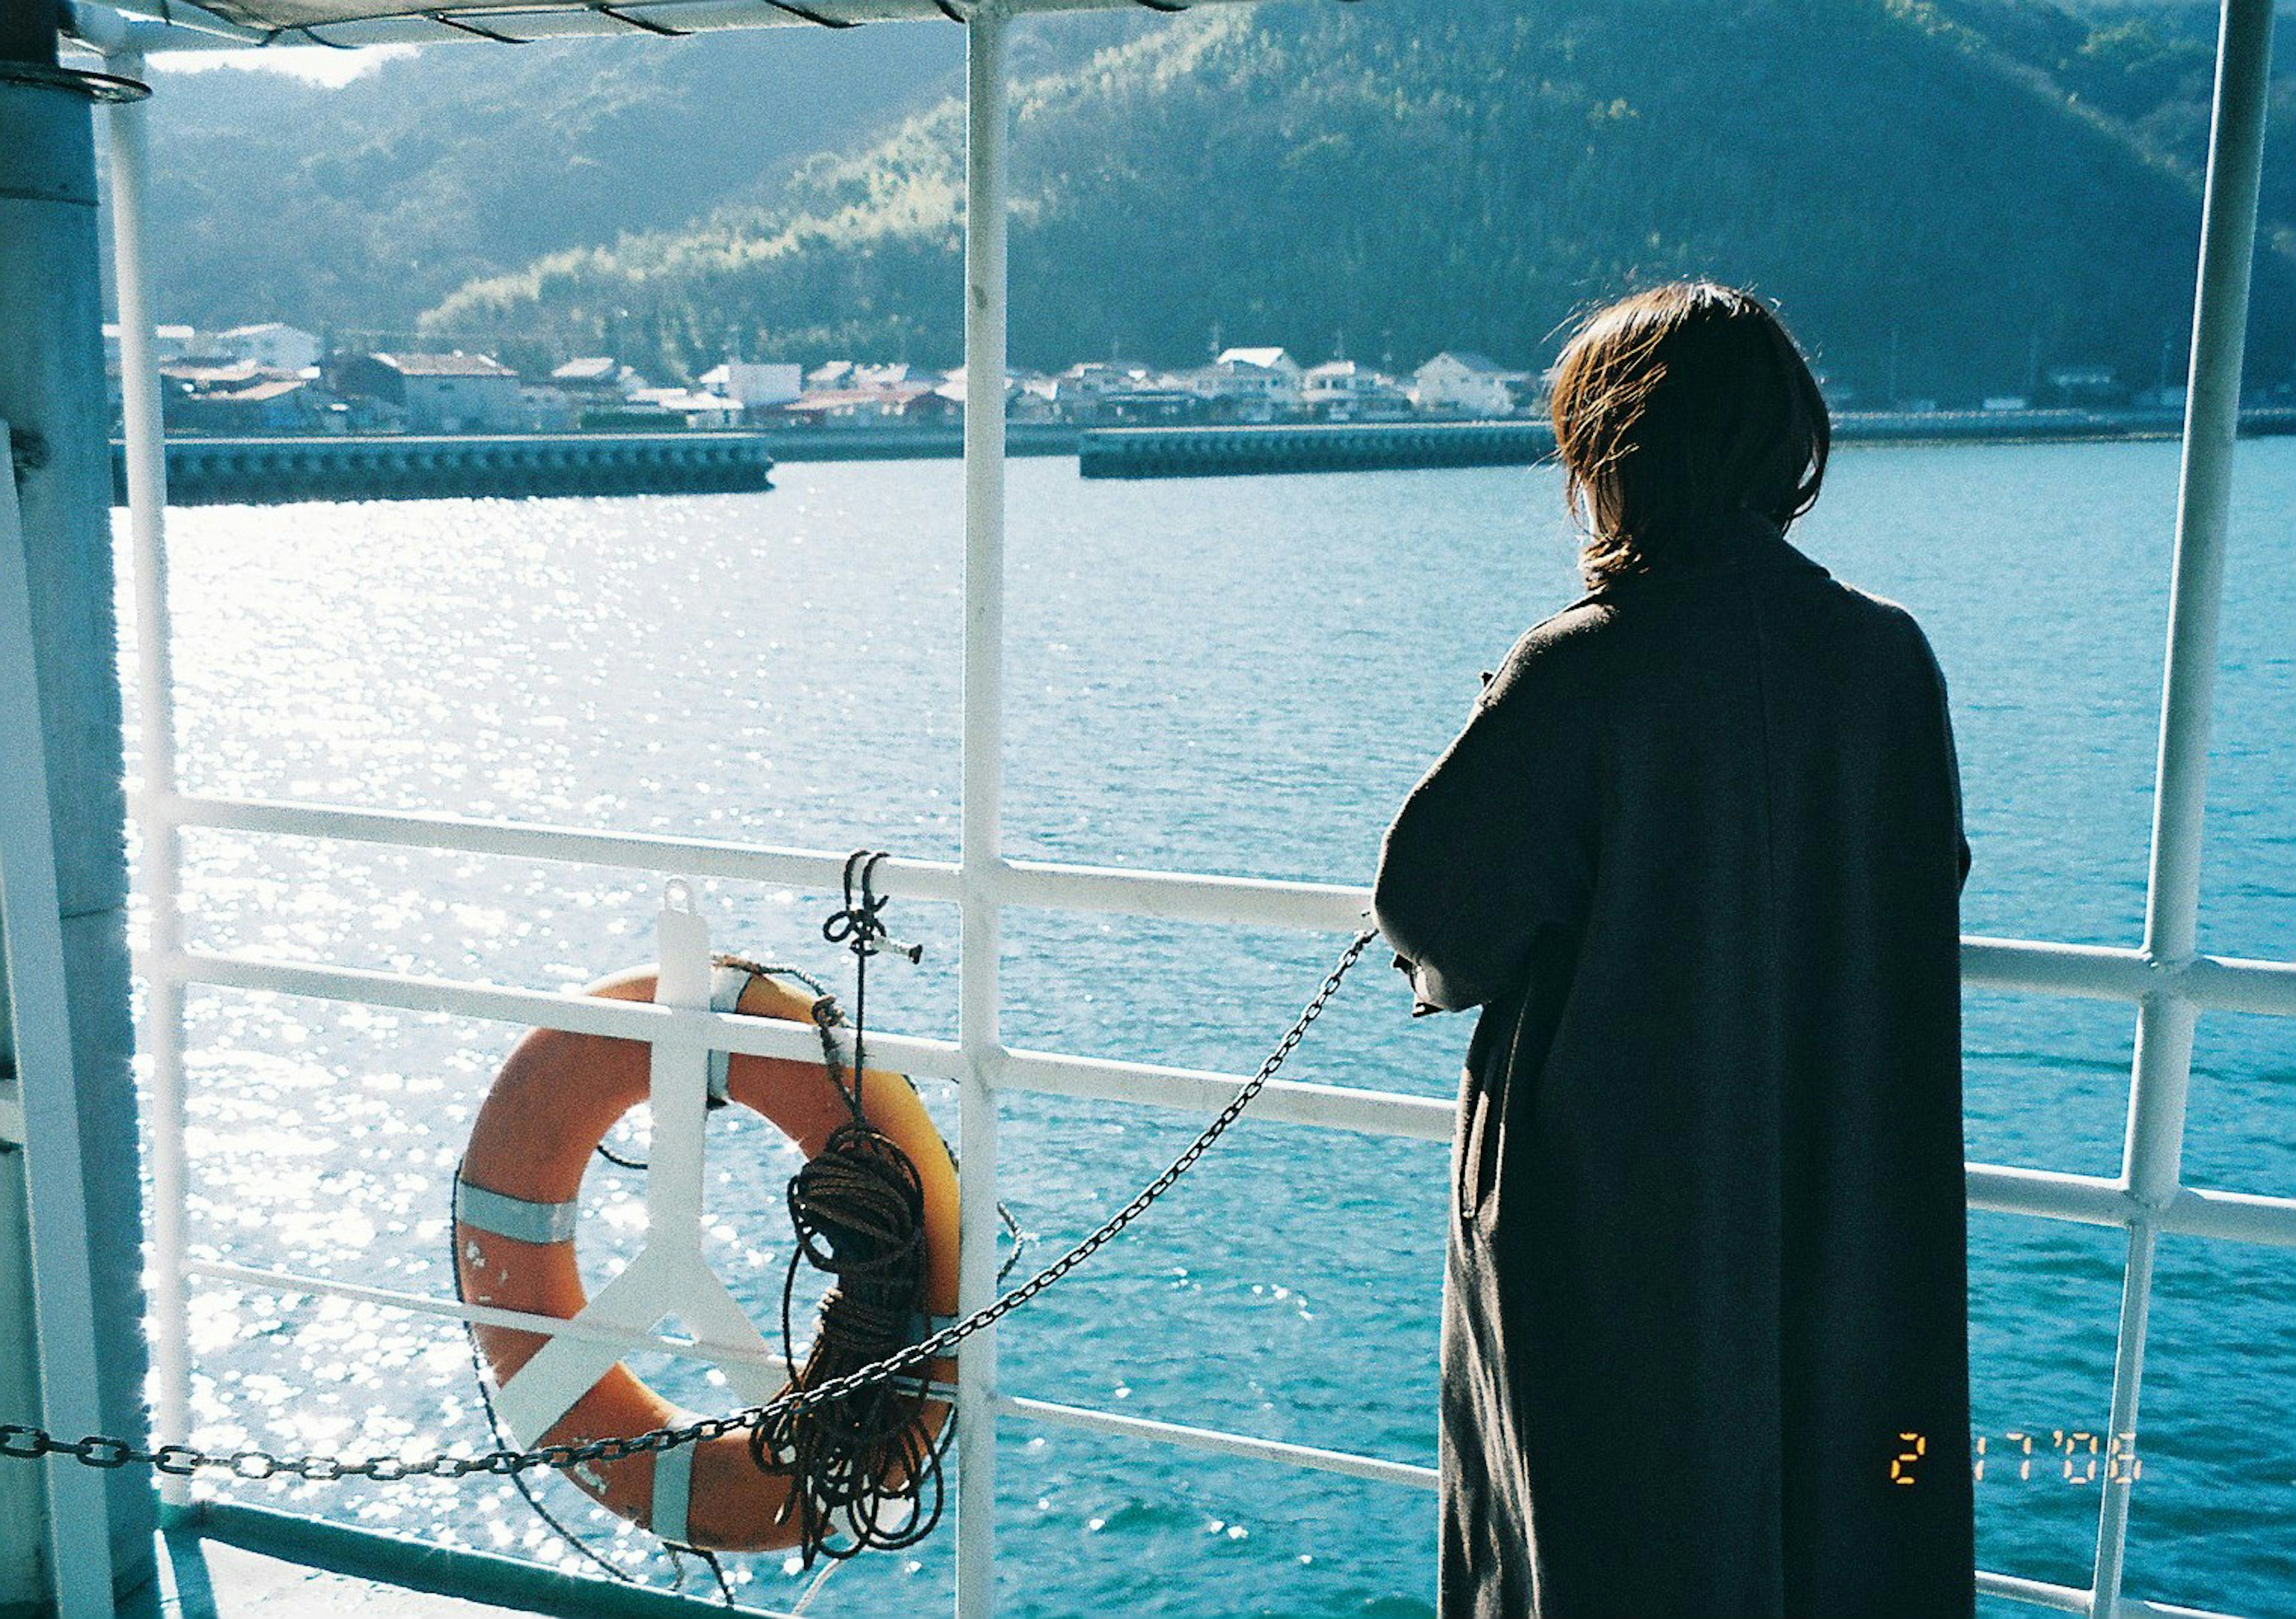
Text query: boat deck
119 1505 759 1619
132 1533 523 1619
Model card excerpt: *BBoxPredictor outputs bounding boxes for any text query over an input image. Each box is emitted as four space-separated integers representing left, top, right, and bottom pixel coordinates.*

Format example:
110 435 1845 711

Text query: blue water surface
118 439 2295 1617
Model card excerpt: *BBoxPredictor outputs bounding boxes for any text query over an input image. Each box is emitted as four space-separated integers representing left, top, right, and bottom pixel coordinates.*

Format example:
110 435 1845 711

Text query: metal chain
0 928 1378 1484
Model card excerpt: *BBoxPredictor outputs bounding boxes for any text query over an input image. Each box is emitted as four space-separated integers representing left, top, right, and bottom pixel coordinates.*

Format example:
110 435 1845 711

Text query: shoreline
1078 407 2296 479
112 408 2296 503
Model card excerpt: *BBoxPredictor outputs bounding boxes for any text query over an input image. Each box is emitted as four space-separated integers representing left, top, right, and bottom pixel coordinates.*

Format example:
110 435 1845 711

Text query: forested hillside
128 21 973 333
129 0 2296 403
421 0 2296 402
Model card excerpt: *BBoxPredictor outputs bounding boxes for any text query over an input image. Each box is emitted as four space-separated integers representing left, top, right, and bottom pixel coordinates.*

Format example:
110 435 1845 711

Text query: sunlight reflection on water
118 444 2296 1617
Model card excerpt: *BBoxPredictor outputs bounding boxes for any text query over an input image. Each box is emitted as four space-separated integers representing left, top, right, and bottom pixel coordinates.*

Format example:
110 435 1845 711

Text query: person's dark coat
1373 509 1976 1619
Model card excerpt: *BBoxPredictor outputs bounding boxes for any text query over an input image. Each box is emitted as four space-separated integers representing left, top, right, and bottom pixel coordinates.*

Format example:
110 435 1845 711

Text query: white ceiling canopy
89 0 1288 51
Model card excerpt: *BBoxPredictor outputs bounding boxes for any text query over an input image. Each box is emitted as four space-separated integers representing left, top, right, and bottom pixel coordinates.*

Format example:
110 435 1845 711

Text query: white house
805 361 914 391
101 322 197 371
1413 352 1523 417
518 384 579 432
933 368 1056 422
1301 360 1413 421
551 356 651 398
215 322 321 375
337 352 523 433
697 361 802 412
1044 361 1156 423
1192 347 1305 421
628 387 744 429
778 383 957 428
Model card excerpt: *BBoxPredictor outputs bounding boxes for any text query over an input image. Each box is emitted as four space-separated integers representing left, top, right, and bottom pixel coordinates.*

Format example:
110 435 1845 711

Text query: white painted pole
956 8 1009 1617
103 42 195 1514
646 887 713 1244
2093 4 2276 1614
0 421 117 1618
0 14 154 1589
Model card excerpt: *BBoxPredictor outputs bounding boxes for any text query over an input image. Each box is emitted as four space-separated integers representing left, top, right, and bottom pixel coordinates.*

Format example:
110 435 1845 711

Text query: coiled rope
750 851 949 1567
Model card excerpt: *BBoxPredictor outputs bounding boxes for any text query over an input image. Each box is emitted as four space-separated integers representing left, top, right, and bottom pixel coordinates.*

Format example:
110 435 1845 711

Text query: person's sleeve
1372 626 1600 1015
1950 723 1971 897
1913 619 1972 895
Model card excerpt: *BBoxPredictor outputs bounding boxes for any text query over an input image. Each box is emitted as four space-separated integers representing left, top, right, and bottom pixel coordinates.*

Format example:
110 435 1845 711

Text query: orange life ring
453 961 960 1552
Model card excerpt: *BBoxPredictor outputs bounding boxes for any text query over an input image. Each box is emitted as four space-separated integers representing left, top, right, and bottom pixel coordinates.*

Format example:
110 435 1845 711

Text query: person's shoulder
1830 578 1936 637
1480 598 1618 706
1827 578 1952 686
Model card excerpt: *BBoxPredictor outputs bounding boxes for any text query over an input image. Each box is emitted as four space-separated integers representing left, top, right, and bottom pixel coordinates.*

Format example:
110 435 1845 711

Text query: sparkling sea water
124 439 2295 1618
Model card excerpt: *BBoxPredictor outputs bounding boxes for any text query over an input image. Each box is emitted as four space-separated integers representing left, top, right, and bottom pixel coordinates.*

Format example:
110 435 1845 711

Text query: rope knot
823 850 924 965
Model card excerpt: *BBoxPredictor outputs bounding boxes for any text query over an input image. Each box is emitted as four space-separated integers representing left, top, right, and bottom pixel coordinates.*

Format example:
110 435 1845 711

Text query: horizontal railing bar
1968 1163 2138 1229
1962 937 2154 1002
1963 936 2296 1018
997 1394 1440 1490
997 1047 1455 1141
144 796 2296 1016
1977 1570 2095 1613
994 857 1369 934
1965 1571 2252 1618
154 948 966 1082
155 792 966 904
1968 1164 2296 1249
2122 1595 2261 1619
185 1259 804 1373
160 946 2296 1242
2158 1184 2296 1248
2182 952 2296 1016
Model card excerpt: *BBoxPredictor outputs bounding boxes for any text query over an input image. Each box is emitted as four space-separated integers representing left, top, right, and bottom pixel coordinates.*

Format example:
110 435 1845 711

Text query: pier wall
1080 420 1553 479
1079 407 2296 479
111 432 777 505
768 423 1080 462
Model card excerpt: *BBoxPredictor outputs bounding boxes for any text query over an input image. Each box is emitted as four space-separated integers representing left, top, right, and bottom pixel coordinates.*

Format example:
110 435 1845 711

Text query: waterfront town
106 320 2185 438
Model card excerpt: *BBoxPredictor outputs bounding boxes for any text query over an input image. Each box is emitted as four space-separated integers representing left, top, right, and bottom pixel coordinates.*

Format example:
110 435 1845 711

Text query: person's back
1375 283 1976 1618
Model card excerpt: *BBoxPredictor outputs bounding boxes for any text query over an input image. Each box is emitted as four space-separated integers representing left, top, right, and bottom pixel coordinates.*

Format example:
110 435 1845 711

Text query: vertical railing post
104 41 195 1515
0 420 117 1619
0 5 154 1589
2093 2 2275 1613
956 7 1010 1618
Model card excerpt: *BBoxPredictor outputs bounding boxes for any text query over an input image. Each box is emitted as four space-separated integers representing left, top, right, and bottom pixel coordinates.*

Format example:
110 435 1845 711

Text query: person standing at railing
1374 281 1976 1619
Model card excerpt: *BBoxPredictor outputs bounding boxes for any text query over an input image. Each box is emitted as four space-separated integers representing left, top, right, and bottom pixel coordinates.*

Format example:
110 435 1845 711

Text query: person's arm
1912 616 1972 895
1952 737 1972 897
1372 622 1601 1014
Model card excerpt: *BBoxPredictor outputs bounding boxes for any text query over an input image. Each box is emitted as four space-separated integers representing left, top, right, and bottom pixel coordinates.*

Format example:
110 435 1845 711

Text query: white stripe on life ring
652 1436 695 1545
454 1177 579 1246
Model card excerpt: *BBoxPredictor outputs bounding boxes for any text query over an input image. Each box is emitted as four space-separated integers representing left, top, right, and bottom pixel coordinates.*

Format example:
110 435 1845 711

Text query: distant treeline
135 1 2296 407
423 0 2296 405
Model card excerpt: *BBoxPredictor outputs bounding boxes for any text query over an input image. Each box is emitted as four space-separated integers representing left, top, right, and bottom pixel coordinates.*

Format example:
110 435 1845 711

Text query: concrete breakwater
1080 420 1553 479
1078 406 2296 478
769 423 1082 462
112 432 776 505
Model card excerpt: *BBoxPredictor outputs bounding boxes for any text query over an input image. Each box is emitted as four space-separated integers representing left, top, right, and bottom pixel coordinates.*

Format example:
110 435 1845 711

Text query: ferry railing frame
74 1 2285 1617
0 423 120 1619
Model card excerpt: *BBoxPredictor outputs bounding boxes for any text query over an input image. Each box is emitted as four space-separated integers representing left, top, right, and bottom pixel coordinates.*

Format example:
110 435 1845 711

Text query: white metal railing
0 429 119 1617
73 2 2286 1618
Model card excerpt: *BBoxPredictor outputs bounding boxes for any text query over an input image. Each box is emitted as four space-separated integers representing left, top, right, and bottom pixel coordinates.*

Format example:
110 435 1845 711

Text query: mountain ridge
422 0 2296 402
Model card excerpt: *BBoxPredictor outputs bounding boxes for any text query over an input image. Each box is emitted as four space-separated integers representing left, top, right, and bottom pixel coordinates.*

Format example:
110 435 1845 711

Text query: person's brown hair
1549 281 1830 587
